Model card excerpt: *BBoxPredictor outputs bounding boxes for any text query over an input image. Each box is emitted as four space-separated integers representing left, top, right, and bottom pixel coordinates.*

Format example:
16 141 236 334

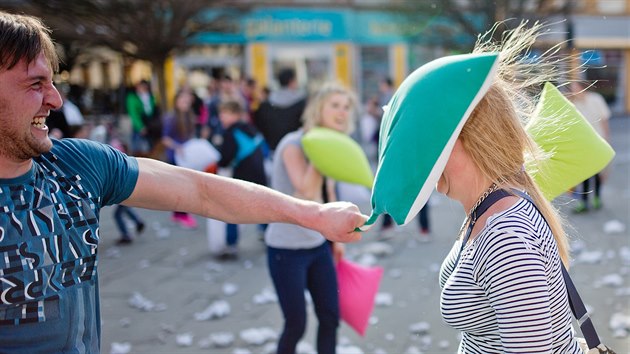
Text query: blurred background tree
0 0 250 112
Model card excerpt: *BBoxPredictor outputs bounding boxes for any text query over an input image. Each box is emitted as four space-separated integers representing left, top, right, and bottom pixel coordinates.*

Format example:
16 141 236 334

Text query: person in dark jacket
253 68 307 152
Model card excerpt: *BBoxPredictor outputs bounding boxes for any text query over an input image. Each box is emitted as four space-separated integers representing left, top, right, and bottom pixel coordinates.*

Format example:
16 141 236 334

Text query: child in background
216 100 268 259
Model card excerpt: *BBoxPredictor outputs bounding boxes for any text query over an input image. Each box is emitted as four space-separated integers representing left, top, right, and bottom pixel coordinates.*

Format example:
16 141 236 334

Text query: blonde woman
437 22 582 353
264 82 357 354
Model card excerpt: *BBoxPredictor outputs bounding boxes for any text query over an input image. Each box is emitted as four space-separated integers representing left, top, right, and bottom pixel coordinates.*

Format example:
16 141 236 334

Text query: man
0 11 366 353
253 67 307 151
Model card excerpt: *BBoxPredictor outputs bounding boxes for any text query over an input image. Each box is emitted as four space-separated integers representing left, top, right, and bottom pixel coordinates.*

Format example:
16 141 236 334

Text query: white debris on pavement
438 340 450 349
603 220 626 234
222 282 239 296
239 327 278 346
198 331 235 349
119 317 131 328
576 250 604 264
619 247 630 265
596 274 624 288
194 300 231 321
388 268 403 278
175 333 194 347
570 239 587 254
153 221 170 239
375 292 393 307
205 261 223 272
338 345 364 354
361 242 394 257
356 253 379 267
409 321 430 335
110 342 131 354
104 247 121 259
233 348 252 354
137 259 150 269
128 292 167 312
429 263 441 273
404 345 423 354
211 332 236 347
253 287 278 304
615 287 630 296
296 341 316 354
609 313 630 338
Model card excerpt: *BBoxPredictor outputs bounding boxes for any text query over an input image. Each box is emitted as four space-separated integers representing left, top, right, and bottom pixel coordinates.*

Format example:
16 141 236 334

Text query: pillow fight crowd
0 10 618 354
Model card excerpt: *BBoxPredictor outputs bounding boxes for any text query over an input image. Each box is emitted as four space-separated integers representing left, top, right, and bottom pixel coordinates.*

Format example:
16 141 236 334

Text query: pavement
97 116 630 354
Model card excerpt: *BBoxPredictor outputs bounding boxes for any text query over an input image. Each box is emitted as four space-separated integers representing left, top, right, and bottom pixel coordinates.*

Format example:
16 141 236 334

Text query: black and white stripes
439 199 581 353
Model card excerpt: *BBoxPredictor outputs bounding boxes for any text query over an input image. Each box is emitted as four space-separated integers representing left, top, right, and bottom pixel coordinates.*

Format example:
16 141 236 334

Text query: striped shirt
439 199 581 353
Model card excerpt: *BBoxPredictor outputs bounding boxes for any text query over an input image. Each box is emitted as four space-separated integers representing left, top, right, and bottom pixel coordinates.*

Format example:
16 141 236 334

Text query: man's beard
0 117 52 162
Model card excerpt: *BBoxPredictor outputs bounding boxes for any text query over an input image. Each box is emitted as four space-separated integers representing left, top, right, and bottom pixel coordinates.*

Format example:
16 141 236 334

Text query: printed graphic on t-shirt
0 153 100 325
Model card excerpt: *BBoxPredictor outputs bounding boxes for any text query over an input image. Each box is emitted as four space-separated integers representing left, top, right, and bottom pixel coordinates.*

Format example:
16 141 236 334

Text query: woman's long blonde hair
462 21 577 266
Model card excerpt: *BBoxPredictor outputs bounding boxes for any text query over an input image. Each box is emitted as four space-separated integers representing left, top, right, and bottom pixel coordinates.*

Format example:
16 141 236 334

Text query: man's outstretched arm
123 158 367 243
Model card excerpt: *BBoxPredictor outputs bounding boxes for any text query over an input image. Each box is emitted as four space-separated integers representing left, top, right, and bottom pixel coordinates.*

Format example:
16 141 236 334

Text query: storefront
172 8 472 103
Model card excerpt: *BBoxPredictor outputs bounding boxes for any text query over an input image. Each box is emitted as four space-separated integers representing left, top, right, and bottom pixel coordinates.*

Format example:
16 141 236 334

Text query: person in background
161 90 200 229
378 77 395 111
265 82 358 354
109 137 146 245
379 204 431 241
358 95 380 164
216 99 268 259
47 84 87 138
569 81 612 213
206 74 245 147
0 11 366 353
253 67 307 153
126 79 159 156
239 76 258 122
179 83 208 139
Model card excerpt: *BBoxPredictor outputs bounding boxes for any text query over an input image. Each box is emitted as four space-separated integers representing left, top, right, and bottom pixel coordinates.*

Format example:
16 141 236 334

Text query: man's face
0 52 62 162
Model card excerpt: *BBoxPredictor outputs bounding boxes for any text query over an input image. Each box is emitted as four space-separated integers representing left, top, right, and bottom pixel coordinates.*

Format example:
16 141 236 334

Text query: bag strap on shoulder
456 188 604 350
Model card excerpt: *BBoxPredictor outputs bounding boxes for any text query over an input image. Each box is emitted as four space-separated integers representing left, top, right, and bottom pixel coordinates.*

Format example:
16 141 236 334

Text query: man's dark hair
0 11 59 72
277 68 296 88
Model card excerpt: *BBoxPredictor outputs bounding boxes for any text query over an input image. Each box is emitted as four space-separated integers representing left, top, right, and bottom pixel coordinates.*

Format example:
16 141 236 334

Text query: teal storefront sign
191 7 480 45
244 8 349 41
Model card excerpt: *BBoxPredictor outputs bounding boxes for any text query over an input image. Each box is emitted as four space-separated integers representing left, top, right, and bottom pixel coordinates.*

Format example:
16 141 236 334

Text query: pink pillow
336 258 384 336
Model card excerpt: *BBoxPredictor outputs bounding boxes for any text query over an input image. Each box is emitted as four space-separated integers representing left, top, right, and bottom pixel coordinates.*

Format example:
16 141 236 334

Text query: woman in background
265 82 358 354
161 90 199 229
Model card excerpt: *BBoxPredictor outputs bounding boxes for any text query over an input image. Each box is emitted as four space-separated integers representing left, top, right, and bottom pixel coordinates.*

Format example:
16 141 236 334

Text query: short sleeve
51 139 139 206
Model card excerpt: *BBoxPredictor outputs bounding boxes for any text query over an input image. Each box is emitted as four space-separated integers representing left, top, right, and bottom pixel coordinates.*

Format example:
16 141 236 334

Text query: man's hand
314 202 367 243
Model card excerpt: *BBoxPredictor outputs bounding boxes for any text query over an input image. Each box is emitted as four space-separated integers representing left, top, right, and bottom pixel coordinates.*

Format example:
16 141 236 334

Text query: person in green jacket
126 80 159 156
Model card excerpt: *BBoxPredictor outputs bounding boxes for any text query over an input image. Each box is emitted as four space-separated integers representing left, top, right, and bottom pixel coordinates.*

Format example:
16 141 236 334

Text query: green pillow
362 53 500 229
302 127 374 188
525 82 615 200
